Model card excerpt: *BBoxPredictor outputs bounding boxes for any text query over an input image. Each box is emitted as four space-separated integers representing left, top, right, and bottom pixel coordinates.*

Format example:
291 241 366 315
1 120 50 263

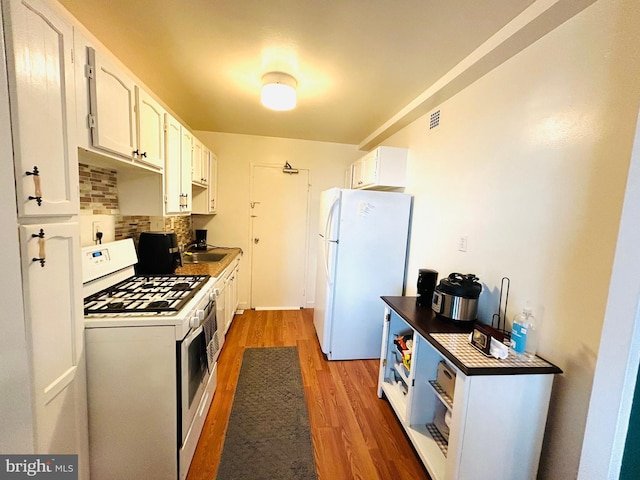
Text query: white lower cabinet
223 258 240 334
378 298 561 480
213 254 241 338
19 222 89 473
214 276 227 348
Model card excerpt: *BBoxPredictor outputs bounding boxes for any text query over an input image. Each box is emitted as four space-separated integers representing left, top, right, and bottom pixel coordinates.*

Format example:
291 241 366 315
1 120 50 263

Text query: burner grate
84 274 210 315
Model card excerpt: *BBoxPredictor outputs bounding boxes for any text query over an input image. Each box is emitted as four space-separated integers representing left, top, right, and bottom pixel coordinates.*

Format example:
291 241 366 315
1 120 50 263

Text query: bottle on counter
524 308 538 358
511 306 537 356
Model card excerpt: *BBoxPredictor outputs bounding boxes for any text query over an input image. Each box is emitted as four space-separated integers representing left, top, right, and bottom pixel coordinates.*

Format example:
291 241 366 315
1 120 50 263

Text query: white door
250 165 309 309
135 86 164 170
88 46 136 158
19 222 88 461
3 0 79 217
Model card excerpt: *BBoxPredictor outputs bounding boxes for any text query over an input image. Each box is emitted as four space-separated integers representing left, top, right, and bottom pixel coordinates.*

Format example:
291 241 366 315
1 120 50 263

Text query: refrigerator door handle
322 236 332 284
324 196 339 240
322 197 340 284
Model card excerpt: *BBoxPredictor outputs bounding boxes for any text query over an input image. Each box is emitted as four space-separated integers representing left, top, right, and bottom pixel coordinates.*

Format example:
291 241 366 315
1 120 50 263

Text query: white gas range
82 239 220 480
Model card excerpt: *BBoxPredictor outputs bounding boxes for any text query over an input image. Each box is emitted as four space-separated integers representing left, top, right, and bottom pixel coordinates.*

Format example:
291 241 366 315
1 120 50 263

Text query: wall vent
429 110 441 130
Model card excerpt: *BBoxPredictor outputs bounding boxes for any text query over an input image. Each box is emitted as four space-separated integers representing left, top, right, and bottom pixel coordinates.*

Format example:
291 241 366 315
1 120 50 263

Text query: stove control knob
213 288 220 296
190 316 199 328
209 291 216 301
196 309 205 321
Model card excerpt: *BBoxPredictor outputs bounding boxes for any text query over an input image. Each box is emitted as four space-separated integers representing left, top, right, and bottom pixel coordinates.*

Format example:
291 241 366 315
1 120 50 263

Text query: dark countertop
382 296 562 376
175 248 242 278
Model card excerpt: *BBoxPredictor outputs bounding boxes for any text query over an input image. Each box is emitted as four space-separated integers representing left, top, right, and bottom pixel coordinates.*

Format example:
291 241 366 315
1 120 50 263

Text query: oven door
179 323 209 444
179 296 220 445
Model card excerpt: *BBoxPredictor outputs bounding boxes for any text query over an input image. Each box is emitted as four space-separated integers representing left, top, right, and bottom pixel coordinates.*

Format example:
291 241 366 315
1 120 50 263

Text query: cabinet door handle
31 228 46 267
26 166 42 206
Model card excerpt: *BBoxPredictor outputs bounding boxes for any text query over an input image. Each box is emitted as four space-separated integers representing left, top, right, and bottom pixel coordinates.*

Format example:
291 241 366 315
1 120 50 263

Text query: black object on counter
416 269 438 306
195 229 208 250
436 273 482 298
432 273 482 322
136 231 182 274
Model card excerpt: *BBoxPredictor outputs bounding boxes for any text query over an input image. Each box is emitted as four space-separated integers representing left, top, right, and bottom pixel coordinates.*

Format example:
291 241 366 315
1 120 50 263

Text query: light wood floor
186 308 431 480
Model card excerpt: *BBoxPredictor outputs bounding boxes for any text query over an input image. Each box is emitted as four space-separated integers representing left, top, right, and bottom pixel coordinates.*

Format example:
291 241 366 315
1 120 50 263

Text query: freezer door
313 189 341 354
318 187 341 241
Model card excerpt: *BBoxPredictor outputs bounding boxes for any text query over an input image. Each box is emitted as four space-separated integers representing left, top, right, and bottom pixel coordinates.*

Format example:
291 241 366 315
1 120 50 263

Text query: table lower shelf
425 423 449 456
381 382 447 480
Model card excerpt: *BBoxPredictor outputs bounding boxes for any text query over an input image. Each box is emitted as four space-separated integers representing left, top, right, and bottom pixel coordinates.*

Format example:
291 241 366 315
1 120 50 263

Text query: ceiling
59 0 538 146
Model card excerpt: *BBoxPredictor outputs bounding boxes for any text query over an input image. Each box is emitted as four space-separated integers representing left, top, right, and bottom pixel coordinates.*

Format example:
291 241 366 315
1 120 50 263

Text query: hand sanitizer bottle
524 307 538 358
511 307 531 354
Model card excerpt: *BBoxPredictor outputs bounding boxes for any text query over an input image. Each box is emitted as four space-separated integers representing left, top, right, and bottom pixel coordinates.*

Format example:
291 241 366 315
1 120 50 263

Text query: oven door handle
184 325 204 345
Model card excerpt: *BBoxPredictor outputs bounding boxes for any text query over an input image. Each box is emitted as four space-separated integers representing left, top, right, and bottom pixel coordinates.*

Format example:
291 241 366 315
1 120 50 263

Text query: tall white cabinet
1 0 89 476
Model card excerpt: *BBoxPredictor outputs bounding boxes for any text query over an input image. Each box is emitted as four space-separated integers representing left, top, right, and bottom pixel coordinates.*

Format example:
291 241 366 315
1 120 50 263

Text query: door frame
248 162 312 309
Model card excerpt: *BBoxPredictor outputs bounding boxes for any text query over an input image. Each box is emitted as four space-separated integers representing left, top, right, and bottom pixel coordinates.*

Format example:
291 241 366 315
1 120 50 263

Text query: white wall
191 132 359 310
578 106 640 478
384 0 640 477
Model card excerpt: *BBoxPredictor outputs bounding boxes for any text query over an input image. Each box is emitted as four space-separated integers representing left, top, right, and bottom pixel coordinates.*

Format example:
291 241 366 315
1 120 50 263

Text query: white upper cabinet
164 113 190 214
351 146 408 191
135 86 165 171
180 128 193 212
87 46 137 160
192 137 206 186
3 0 79 217
208 152 218 213
192 147 218 215
164 115 192 214
202 146 211 186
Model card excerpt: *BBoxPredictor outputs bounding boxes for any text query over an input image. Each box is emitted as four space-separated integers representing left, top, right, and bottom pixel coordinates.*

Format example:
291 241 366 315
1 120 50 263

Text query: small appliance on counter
136 231 182 274
470 323 510 359
416 269 438 306
194 229 208 250
432 272 482 322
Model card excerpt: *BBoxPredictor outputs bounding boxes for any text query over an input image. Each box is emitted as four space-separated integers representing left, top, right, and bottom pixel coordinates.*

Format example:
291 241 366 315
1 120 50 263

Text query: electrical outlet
458 235 468 252
92 221 102 241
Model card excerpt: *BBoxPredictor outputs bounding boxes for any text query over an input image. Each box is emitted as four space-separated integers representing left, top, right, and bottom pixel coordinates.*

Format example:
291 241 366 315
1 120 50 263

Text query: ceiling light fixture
261 72 297 111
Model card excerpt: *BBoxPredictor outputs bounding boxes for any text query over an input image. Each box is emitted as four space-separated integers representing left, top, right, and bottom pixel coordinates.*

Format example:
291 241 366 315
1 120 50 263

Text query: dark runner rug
216 347 317 480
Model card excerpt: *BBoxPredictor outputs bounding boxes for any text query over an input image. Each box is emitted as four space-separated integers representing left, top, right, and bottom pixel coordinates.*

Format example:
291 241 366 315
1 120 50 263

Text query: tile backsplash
79 163 119 214
79 163 194 247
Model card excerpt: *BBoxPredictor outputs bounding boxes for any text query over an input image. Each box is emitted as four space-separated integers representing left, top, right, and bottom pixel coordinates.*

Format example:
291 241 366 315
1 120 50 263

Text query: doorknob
254 238 260 244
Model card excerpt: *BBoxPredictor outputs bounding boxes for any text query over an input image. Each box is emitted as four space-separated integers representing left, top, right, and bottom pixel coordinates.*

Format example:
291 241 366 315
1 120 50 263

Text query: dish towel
202 307 219 372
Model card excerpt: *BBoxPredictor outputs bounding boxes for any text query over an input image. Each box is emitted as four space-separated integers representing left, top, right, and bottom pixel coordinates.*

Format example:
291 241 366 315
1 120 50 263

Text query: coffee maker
195 229 208 250
417 269 438 306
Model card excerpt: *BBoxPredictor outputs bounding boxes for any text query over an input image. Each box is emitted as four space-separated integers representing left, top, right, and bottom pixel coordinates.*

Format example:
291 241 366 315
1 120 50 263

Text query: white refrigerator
313 188 412 360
